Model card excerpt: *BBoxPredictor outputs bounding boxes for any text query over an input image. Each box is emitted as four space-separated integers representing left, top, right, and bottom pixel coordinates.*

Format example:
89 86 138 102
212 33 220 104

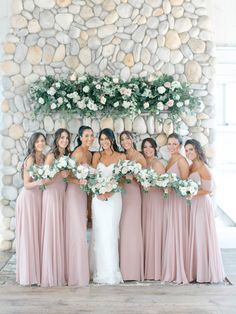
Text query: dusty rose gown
142 187 164 280
162 162 189 284
41 176 66 287
188 172 225 283
16 185 42 286
120 181 144 281
65 181 89 286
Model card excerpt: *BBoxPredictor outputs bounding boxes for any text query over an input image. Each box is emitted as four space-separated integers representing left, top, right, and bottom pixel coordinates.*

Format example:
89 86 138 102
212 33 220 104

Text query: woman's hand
97 192 112 201
60 170 70 178
79 179 88 186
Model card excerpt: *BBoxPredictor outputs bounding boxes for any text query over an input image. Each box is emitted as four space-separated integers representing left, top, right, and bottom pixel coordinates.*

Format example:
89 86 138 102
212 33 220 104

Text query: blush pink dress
16 184 42 286
120 180 144 281
41 175 66 287
161 162 189 284
188 172 225 283
65 181 89 286
142 187 164 280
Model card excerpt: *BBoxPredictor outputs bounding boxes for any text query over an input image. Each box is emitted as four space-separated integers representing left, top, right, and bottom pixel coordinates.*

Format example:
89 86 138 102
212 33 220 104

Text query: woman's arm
92 152 100 169
152 160 165 175
178 157 189 180
195 165 212 196
24 157 44 189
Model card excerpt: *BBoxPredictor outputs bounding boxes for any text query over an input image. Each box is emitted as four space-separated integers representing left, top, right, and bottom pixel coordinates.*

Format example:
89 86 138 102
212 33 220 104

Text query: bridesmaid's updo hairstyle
184 139 208 165
120 130 137 151
141 138 157 157
99 128 120 153
76 125 93 148
52 128 71 158
167 132 183 145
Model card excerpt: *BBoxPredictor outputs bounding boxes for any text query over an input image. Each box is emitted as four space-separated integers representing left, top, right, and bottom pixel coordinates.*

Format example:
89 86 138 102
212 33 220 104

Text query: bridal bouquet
155 173 179 198
112 160 142 183
53 156 77 182
88 174 122 196
175 178 199 204
28 164 57 190
72 164 97 192
136 168 159 191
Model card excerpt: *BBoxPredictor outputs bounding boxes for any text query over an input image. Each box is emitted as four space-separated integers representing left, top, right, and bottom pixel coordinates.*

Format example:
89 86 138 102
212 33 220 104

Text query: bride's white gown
91 162 123 284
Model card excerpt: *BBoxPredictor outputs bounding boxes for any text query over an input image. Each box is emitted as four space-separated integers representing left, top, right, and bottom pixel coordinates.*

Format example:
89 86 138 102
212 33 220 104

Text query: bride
91 128 126 284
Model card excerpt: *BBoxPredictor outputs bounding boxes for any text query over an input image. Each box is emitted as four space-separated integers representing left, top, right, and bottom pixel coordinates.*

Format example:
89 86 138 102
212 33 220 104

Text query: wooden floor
0 249 236 314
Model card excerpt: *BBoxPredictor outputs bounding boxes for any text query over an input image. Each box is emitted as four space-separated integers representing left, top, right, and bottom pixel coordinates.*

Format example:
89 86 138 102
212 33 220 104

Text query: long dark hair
22 132 46 176
141 138 157 157
99 128 120 153
52 128 71 159
184 139 208 165
120 130 137 151
75 125 93 148
167 132 183 145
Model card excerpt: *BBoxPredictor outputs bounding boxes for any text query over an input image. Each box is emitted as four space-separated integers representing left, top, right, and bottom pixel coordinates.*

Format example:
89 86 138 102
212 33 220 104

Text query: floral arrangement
29 74 200 120
112 159 142 183
28 164 57 190
72 164 97 192
174 178 199 204
136 168 159 191
88 174 122 196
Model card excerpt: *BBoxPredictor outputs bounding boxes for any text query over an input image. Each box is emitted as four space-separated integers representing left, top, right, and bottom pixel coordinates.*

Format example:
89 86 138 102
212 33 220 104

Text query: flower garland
29 74 200 119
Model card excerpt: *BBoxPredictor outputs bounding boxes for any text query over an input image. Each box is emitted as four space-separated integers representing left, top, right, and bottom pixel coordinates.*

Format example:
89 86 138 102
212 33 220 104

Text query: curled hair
52 128 71 159
98 128 120 153
141 138 157 157
120 130 137 151
75 125 93 148
22 132 46 177
167 132 183 145
184 139 208 165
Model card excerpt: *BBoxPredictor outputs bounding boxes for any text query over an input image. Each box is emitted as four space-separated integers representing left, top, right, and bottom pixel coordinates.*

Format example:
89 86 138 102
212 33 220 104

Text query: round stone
198 15 211 30
163 119 174 136
147 116 155 134
40 10 55 29
117 4 133 18
102 0 116 11
165 30 181 50
159 145 170 160
192 132 208 146
188 38 206 54
163 0 171 14
56 0 71 7
170 0 184 4
11 15 27 29
2 206 15 218
159 21 169 35
100 117 113 130
9 124 24 140
157 47 170 62
1 230 15 241
124 117 132 132
98 25 117 39
124 53 134 67
105 11 119 24
185 60 202 83
2 137 15 150
145 0 162 8
170 50 183 64
80 6 94 20
114 118 124 133
141 48 151 64
68 118 81 133
53 45 66 62
156 133 168 146
147 17 159 29
1 61 20 76
86 17 104 28
55 14 73 30
103 44 115 57
133 116 147 134
0 241 12 251
27 46 42 64
174 18 192 33
28 19 41 33
132 25 147 43
34 0 56 9
79 47 92 66
2 186 18 201
172 6 184 18
88 37 101 50
1 99 10 112
44 116 54 132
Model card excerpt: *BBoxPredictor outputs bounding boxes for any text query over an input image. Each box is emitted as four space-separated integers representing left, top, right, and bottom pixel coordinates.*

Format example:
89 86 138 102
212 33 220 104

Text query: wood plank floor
0 249 236 314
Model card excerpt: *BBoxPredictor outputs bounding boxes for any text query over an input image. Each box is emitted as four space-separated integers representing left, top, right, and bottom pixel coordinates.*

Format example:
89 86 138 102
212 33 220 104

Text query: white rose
185 99 190 106
176 102 183 108
58 97 63 104
51 103 57 109
38 97 45 104
158 86 166 94
55 82 61 88
113 77 119 83
83 86 90 93
113 101 119 108
143 102 149 109
157 102 164 110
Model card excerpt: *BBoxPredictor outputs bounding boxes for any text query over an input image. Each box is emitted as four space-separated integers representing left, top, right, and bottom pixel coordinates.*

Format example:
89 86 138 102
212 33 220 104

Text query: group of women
16 126 225 287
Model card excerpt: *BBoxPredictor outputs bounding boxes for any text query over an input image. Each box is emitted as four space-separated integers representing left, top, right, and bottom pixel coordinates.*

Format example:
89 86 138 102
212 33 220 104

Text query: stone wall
0 0 214 251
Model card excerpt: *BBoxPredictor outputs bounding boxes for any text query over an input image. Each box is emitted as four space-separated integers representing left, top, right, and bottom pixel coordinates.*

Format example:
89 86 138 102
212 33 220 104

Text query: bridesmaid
161 133 189 284
185 139 225 283
119 131 146 281
141 138 165 281
65 126 94 287
41 128 71 287
16 132 46 286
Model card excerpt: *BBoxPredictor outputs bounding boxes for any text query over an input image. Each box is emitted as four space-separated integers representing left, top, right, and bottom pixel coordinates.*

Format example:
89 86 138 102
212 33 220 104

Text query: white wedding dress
90 162 123 284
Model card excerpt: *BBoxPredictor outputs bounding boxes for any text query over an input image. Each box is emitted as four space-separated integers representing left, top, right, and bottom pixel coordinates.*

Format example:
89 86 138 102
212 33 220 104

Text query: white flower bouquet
88 174 122 196
155 173 179 198
112 160 142 183
53 156 77 182
175 179 199 204
28 164 57 190
72 164 97 192
136 168 159 192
